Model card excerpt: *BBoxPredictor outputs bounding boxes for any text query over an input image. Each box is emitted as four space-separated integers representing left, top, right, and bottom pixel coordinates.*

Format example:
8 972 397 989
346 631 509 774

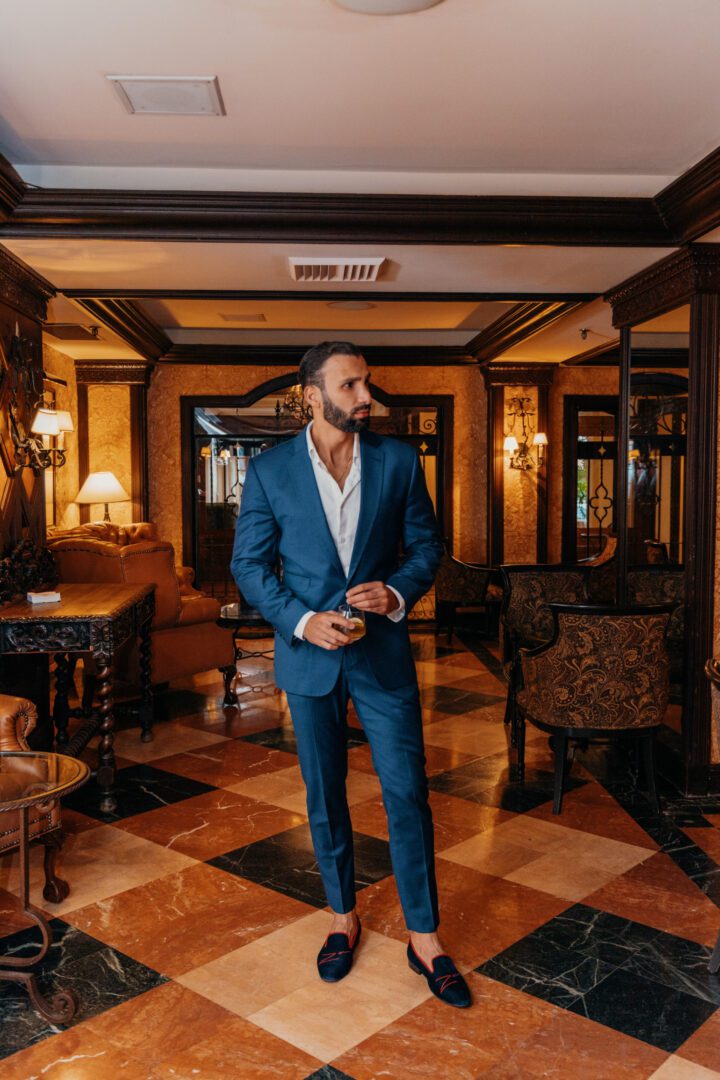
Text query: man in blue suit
231 342 471 1008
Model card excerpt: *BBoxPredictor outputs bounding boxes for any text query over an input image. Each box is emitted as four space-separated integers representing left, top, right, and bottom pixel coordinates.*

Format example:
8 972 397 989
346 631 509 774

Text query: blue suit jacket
230 429 443 697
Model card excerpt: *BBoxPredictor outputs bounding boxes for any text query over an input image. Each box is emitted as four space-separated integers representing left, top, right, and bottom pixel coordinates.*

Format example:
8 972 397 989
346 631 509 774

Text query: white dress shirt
293 422 405 640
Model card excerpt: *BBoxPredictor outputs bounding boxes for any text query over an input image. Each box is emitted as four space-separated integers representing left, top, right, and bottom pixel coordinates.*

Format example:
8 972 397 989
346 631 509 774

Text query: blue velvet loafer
317 920 362 982
407 942 471 1008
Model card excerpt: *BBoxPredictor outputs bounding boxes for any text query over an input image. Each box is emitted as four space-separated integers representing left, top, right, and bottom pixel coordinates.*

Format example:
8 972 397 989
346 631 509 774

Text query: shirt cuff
293 611 316 640
386 586 406 623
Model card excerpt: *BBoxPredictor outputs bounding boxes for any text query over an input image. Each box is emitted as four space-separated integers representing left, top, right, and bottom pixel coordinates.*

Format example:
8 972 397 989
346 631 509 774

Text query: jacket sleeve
385 451 444 612
230 458 311 646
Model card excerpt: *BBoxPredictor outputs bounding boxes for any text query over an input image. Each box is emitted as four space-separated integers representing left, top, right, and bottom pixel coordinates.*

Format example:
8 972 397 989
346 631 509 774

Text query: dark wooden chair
517 603 674 814
434 553 499 643
500 564 590 769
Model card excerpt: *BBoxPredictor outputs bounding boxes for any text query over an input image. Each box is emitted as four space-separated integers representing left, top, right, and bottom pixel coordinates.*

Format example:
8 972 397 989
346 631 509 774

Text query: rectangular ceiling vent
218 313 267 322
288 257 386 283
44 324 99 341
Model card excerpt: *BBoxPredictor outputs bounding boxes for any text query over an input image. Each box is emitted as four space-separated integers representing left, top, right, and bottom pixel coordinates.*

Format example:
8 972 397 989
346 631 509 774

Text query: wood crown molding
0 189 670 246
74 360 153 385
71 298 172 360
0 155 24 224
482 362 557 388
161 343 475 366
604 244 720 327
655 145 720 244
0 242 55 322
467 300 583 363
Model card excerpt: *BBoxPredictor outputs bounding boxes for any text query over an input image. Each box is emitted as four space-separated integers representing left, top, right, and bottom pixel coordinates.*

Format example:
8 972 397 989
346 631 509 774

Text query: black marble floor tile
625 933 720 1006
305 1068 357 1080
420 684 505 715
240 724 368 755
477 935 616 1011
0 919 166 1060
429 761 586 813
208 823 393 908
531 904 661 968
568 967 717 1052
456 632 506 679
61 763 216 822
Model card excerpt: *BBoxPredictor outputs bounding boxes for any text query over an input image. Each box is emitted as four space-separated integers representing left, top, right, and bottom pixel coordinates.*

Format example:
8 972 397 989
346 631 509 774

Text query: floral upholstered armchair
434 553 501 643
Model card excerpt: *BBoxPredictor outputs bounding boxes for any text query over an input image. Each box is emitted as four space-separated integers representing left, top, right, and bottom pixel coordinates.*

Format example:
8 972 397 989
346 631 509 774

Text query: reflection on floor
1 633 719 1078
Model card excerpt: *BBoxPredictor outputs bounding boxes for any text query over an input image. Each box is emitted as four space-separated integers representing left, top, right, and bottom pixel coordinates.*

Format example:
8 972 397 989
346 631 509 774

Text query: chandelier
277 384 312 424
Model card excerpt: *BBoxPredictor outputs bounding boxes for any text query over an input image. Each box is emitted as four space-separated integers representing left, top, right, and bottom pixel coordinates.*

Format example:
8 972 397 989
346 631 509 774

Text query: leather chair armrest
176 565 203 598
0 694 37 751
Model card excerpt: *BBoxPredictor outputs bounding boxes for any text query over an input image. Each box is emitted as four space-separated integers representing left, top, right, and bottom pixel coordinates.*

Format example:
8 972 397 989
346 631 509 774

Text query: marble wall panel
42 342 79 531
147 363 487 566
87 384 133 525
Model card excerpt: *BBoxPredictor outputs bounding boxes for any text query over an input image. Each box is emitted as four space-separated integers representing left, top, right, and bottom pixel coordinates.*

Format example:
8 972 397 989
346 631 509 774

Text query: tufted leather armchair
46 522 235 699
0 695 69 902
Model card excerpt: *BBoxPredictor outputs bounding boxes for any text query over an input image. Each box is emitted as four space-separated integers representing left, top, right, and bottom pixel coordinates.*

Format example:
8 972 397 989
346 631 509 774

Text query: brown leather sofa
46 523 236 698
0 695 69 902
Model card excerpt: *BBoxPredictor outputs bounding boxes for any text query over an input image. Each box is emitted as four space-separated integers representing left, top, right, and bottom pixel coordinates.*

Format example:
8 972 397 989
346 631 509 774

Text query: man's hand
304 611 354 650
345 581 399 615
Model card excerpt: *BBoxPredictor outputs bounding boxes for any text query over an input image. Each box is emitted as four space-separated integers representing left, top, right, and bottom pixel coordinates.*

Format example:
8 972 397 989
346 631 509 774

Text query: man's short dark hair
299 341 362 389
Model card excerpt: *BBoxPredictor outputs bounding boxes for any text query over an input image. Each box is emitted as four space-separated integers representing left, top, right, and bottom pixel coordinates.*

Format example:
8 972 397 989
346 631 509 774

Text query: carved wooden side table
0 584 155 813
0 750 89 1022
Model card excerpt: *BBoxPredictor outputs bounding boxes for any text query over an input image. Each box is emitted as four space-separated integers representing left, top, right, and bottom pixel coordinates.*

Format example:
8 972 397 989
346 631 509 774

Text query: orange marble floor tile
332 972 559 1080
584 852 720 946
347 741 478 778
115 789 306 859
676 1010 720 1072
3 1041 149 1079
684 825 720 862
152 739 298 787
349 789 512 847
527 780 661 851
0 884 35 934
61 806 106 837
72 982 238 1066
472 1007 667 1079
66 861 313 977
178 701 289 737
149 1013 322 1079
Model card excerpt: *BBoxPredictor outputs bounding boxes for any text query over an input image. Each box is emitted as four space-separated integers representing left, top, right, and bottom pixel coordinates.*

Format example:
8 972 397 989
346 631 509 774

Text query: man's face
308 353 372 433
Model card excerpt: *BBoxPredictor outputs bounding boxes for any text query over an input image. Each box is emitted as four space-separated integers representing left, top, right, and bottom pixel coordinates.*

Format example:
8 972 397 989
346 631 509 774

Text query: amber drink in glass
336 603 366 642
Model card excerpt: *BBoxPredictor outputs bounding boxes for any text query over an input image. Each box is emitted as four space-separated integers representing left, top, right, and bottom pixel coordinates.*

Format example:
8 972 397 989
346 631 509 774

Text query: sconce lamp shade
55 410 75 433
30 408 61 436
503 435 519 453
532 432 548 447
75 471 129 521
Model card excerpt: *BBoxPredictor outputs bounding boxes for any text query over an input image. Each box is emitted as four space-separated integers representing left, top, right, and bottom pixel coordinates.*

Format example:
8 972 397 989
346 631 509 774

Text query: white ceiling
2 0 719 194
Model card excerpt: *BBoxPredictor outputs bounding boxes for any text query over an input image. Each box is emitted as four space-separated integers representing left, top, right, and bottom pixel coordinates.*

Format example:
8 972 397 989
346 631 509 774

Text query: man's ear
305 384 321 413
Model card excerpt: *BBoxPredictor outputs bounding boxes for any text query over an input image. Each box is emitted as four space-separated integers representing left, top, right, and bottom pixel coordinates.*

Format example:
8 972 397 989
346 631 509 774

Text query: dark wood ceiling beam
72 297 171 360
0 190 670 246
0 157 25 224
61 287 599 302
466 300 583 363
161 343 474 366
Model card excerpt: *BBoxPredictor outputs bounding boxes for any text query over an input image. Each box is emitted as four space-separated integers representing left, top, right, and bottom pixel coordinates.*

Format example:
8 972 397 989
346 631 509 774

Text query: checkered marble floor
1 633 719 1078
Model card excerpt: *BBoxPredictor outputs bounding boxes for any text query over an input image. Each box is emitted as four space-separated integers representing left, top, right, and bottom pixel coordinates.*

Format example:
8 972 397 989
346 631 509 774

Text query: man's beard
320 389 370 433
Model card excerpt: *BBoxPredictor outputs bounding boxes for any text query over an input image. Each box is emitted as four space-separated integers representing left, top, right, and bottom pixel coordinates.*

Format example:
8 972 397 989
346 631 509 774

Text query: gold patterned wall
502 384 540 563
86 384 133 525
147 362 487 565
42 342 79 530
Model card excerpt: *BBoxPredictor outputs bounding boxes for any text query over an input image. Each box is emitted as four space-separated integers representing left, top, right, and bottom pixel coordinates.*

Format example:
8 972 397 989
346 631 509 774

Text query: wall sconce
504 395 547 470
3 326 70 474
276 384 312 424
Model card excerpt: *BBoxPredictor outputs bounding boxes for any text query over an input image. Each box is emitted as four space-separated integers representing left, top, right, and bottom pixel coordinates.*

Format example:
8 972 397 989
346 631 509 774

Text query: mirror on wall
628 304 689 758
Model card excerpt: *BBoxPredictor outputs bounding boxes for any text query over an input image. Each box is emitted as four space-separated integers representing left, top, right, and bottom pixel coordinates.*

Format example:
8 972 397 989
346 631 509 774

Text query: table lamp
75 471 129 522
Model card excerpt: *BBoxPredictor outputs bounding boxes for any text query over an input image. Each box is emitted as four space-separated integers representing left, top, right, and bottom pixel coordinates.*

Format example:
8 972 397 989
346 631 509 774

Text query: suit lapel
348 433 384 581
288 430 345 577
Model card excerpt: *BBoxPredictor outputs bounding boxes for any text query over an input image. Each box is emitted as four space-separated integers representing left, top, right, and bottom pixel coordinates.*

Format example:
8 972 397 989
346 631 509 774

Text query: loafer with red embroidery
317 920 362 982
407 942 471 1008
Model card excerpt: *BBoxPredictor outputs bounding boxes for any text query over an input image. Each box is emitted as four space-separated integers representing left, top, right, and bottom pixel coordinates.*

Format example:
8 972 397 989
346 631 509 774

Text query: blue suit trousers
286 644 439 933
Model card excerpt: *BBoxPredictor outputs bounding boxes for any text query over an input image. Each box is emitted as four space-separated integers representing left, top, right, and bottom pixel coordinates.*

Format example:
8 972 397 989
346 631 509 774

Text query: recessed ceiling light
327 301 377 310
106 75 225 116
333 0 445 13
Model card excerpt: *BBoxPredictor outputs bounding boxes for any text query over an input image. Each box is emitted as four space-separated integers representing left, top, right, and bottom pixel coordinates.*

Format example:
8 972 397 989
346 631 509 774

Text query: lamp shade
75 471 129 505
31 408 60 436
532 432 548 447
55 410 75 433
503 435 519 453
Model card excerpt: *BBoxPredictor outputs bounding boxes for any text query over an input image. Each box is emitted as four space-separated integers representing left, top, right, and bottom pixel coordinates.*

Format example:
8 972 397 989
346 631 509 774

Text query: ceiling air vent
288 257 386 283
44 324 100 341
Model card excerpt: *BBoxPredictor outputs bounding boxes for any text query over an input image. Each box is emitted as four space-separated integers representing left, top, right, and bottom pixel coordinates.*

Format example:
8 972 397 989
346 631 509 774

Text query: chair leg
447 606 455 645
552 733 570 815
641 732 661 815
516 711 526 781
709 930 720 975
221 665 238 707
41 829 69 904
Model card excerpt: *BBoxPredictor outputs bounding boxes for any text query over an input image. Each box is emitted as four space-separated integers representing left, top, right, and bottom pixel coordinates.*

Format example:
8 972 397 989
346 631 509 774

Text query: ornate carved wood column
606 244 720 793
74 361 153 523
482 363 555 566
